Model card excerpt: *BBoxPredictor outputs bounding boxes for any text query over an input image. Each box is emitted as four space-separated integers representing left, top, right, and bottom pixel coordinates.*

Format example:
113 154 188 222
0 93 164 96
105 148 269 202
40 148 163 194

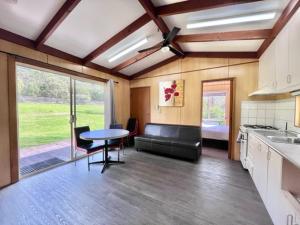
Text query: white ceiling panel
0 0 64 39
120 51 174 76
152 0 187 7
181 40 264 52
163 0 290 35
45 0 145 58
92 21 163 69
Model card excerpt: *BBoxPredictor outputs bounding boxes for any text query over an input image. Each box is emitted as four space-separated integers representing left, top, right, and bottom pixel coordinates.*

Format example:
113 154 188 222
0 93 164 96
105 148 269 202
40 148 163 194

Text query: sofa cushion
160 125 179 138
135 135 153 142
171 140 200 149
144 124 161 136
151 137 173 145
178 126 201 141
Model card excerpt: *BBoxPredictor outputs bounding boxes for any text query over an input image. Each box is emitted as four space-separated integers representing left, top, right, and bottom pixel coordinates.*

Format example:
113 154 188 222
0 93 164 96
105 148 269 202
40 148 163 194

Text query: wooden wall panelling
114 79 131 127
0 39 48 63
8 55 19 183
130 57 259 160
0 52 12 187
181 57 229 73
140 58 182 78
180 71 201 126
151 74 182 124
47 55 83 73
229 62 259 159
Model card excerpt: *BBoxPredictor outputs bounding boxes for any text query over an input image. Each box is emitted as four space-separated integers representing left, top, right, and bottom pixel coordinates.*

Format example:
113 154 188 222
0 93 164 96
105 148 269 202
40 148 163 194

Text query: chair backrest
74 126 93 147
110 123 123 129
126 118 138 133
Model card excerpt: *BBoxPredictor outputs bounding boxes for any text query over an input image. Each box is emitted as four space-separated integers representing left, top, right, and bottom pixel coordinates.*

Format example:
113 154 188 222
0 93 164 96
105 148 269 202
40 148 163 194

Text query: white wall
241 98 300 132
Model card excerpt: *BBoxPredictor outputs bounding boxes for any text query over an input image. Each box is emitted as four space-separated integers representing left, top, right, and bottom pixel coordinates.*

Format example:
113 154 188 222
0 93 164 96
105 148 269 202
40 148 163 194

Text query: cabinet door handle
267 151 271 160
287 74 292 84
287 214 293 225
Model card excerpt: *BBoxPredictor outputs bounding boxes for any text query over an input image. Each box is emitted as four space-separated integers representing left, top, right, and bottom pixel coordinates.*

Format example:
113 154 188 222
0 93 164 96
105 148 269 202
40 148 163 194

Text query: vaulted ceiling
0 0 295 79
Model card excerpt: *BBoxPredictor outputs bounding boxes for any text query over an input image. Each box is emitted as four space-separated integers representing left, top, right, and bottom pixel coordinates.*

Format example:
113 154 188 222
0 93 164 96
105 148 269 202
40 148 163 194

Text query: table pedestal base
89 140 124 173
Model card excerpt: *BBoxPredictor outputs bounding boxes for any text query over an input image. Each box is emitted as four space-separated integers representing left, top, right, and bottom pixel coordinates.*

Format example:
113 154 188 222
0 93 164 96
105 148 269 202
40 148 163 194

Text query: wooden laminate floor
0 148 273 225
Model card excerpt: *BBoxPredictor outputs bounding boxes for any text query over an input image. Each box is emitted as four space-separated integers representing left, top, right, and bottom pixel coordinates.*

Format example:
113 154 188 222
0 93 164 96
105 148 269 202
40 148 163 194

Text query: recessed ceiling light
108 38 148 63
187 12 276 29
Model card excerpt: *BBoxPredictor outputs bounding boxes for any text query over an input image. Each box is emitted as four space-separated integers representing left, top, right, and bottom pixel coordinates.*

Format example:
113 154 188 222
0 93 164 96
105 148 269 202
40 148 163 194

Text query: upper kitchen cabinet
289 9 300 89
275 26 289 91
256 8 300 95
259 41 276 90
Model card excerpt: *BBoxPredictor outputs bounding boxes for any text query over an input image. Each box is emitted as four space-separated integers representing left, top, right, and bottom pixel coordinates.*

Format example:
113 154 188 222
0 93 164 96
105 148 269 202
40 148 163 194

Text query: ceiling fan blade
163 27 181 45
169 45 184 57
138 41 163 53
138 46 161 53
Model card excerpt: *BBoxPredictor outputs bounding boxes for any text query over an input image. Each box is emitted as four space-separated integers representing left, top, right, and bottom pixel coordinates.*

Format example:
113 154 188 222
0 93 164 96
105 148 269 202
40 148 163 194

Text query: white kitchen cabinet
252 138 269 204
275 25 289 91
257 8 300 94
248 134 300 225
278 192 300 225
258 41 276 89
289 9 300 89
266 148 283 225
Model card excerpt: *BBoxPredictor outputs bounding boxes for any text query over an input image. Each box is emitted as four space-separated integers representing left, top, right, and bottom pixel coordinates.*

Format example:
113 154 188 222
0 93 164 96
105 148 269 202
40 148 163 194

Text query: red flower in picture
164 81 180 102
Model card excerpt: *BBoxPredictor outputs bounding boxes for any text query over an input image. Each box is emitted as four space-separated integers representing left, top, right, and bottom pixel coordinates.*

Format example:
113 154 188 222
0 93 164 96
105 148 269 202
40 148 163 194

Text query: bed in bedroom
202 121 229 150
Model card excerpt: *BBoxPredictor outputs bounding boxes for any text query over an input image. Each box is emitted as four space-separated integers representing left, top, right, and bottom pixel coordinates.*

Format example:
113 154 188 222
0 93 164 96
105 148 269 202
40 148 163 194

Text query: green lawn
18 103 104 148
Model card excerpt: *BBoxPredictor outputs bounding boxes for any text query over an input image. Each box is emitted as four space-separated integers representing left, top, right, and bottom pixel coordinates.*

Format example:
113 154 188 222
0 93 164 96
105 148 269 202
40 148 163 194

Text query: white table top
80 129 129 141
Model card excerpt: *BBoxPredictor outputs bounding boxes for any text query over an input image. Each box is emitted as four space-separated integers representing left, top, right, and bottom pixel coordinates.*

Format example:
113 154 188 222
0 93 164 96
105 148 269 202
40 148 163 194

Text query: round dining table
80 129 129 173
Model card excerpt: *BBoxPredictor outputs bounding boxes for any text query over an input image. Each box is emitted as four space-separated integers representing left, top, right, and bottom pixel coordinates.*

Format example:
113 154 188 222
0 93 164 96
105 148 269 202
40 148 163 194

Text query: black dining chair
109 123 124 161
126 118 138 146
74 126 104 171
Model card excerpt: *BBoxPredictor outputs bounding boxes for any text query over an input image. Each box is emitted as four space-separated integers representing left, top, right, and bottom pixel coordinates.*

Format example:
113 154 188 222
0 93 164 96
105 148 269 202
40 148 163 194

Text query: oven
238 129 248 169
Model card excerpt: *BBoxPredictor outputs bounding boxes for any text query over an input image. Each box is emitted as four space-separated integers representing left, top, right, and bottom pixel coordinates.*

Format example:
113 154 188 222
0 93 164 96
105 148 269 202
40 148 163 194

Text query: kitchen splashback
241 98 300 133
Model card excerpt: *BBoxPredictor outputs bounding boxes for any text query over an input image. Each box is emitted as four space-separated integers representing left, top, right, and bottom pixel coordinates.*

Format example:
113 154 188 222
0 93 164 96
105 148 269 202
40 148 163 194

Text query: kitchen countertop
250 130 300 169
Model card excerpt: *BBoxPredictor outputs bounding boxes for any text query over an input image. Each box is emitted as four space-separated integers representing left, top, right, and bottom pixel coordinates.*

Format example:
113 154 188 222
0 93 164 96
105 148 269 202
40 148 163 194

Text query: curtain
104 79 117 129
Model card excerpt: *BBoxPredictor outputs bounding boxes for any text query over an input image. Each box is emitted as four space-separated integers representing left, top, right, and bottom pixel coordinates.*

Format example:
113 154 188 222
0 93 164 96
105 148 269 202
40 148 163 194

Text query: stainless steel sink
267 136 300 144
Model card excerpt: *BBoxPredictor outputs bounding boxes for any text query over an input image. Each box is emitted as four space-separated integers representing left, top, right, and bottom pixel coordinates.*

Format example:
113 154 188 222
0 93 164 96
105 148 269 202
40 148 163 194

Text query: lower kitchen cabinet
266 148 284 225
248 134 300 225
252 139 269 204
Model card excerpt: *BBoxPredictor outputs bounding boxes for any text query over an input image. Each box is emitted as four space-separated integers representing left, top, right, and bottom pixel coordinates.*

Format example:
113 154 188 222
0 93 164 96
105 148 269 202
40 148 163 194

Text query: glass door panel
73 79 105 158
16 65 72 176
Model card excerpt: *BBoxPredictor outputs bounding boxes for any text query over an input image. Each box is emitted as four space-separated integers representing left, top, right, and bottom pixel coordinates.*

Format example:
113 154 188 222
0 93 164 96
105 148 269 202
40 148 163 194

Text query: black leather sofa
134 123 202 161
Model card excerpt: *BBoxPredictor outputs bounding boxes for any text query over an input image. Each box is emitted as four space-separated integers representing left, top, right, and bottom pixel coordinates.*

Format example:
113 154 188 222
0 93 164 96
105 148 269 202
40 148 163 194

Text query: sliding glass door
16 65 105 176
72 79 105 158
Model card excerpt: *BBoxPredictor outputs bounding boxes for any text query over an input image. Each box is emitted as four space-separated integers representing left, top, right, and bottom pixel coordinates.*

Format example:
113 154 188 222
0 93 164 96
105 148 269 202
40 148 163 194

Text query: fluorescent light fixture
108 38 148 63
187 12 276 29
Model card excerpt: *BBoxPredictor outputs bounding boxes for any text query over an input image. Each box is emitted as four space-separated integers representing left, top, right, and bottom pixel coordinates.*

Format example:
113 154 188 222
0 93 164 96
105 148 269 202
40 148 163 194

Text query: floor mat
20 157 65 176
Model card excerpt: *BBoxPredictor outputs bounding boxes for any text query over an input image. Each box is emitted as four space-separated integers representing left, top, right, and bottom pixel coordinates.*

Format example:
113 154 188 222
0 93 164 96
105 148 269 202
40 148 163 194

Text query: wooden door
130 87 150 134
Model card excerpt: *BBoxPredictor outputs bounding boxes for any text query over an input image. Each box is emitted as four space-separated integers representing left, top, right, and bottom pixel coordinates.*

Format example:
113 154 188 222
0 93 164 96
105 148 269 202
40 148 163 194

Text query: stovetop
242 124 278 130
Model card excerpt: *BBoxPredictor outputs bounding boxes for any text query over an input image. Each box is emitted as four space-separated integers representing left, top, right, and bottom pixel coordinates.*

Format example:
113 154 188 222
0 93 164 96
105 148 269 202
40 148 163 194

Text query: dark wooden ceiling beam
175 29 272 42
35 0 81 48
130 55 178 79
83 13 151 64
0 28 129 80
138 0 183 52
112 48 159 72
156 0 263 16
257 0 300 57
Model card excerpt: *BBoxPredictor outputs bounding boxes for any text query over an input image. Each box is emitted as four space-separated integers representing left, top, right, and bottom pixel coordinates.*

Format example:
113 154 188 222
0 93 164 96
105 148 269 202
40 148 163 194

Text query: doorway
130 87 151 135
200 79 234 160
16 64 105 176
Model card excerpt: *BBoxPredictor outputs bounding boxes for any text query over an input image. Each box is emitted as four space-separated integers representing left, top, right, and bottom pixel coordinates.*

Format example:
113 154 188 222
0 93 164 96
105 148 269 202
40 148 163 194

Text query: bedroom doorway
201 79 234 160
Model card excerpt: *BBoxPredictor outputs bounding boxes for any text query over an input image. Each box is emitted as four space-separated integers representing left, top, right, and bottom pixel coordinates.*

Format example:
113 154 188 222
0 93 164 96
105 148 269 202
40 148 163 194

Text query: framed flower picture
159 80 184 107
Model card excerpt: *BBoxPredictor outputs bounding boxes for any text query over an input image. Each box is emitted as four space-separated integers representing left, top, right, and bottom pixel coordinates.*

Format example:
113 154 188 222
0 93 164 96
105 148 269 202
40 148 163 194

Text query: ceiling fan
138 27 184 57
